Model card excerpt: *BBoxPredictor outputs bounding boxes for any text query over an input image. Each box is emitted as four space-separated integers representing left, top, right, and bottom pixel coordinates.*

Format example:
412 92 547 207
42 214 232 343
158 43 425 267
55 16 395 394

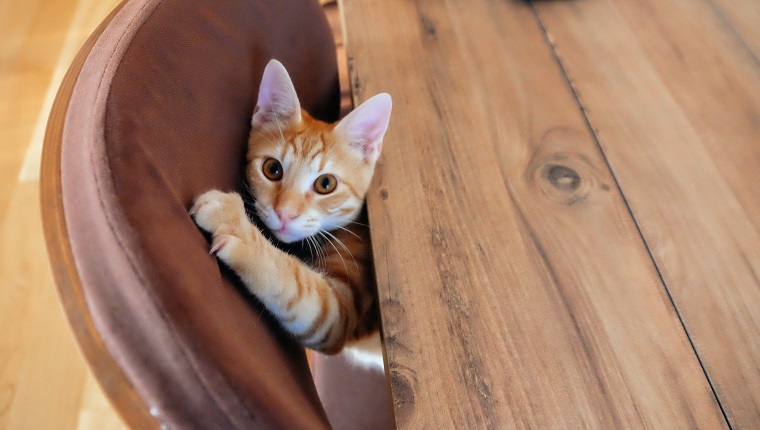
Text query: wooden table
341 0 760 427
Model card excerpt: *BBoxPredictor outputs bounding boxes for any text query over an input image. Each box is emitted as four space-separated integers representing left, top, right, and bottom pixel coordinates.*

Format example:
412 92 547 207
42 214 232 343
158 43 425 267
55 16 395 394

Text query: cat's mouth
270 225 304 244
255 207 313 243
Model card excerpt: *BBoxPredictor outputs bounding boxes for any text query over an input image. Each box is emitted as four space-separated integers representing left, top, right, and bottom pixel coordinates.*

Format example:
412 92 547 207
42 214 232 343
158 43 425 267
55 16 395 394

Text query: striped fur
191 60 391 367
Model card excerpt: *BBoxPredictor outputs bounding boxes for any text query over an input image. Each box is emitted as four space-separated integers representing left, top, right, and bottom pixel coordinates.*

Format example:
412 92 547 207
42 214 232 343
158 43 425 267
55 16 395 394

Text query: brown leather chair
41 0 390 428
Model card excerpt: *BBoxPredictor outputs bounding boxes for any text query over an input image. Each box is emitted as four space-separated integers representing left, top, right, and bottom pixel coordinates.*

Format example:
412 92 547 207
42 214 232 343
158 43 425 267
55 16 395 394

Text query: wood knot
379 189 389 200
545 164 581 191
390 370 416 425
420 16 437 37
380 299 405 326
533 157 594 205
529 153 600 206
526 127 606 206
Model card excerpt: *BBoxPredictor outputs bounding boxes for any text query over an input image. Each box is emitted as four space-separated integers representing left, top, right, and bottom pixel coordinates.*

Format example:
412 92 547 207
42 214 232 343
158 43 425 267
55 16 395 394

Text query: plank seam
526 3 734 428
700 0 760 68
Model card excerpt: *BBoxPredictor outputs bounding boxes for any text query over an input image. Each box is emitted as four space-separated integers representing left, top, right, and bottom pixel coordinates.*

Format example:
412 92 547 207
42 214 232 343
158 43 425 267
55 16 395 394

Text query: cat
190 59 391 370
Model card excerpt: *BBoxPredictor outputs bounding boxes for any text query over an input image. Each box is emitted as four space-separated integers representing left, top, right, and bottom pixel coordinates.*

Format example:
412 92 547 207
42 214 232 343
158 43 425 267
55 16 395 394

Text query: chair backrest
42 0 339 427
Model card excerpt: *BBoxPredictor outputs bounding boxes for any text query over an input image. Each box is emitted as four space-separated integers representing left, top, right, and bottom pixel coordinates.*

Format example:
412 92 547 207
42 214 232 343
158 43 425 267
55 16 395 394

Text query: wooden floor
0 0 127 427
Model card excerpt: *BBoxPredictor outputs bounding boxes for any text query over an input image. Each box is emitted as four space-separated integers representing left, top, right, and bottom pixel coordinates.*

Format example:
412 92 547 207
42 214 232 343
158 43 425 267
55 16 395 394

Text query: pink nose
275 208 299 225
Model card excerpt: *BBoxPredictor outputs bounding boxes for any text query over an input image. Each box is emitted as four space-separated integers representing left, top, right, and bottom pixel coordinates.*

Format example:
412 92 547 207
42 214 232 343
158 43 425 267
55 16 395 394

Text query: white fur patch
343 332 385 371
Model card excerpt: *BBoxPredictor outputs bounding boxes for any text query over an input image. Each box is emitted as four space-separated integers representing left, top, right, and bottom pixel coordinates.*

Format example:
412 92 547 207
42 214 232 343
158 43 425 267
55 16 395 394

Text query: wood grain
0 0 79 218
707 0 760 62
75 372 130 430
0 0 129 427
533 0 760 426
341 0 728 427
17 0 123 183
0 184 86 429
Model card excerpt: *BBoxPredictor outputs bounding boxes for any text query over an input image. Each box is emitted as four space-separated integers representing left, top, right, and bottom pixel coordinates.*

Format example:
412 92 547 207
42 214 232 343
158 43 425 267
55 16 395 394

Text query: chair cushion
313 354 393 429
60 0 339 427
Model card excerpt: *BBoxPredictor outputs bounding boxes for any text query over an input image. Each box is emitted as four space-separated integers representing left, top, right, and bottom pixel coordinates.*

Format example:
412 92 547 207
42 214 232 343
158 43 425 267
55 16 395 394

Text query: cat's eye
314 174 338 195
262 158 283 181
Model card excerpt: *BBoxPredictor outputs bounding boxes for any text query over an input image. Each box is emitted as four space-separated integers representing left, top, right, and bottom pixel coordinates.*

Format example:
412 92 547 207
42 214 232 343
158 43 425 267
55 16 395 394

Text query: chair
40 0 390 427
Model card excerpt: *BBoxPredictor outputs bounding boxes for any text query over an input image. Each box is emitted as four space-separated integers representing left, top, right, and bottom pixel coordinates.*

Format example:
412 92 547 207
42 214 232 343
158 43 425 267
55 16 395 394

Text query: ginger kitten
191 60 391 370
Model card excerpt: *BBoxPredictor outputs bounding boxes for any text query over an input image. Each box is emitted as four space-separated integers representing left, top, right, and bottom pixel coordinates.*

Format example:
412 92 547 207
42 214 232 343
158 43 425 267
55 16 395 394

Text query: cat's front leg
191 190 356 353
191 190 282 301
190 190 287 284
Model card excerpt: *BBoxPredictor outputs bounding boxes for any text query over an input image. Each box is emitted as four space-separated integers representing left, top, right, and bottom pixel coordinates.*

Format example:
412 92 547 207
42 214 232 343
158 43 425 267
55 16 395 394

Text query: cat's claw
188 204 201 217
210 234 244 265
210 235 230 255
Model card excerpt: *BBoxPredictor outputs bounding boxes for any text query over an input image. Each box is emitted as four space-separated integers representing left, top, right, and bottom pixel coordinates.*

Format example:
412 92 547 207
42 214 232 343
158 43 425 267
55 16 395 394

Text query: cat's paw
190 190 249 237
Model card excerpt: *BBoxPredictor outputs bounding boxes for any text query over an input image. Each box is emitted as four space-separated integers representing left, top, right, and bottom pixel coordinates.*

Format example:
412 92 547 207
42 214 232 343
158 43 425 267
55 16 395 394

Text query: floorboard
0 0 77 218
534 0 760 426
1 185 85 429
0 0 127 427
707 0 760 64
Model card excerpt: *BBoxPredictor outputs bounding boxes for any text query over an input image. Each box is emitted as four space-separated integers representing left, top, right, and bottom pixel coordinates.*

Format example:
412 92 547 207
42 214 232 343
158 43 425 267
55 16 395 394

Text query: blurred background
1 0 128 428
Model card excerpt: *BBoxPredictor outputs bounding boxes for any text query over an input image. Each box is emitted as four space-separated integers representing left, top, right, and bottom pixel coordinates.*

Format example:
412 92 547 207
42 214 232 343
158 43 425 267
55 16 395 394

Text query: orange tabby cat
190 60 391 369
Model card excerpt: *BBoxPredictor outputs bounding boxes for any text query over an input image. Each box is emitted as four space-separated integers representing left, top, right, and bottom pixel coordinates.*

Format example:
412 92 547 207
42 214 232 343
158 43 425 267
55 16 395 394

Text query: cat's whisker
306 236 322 270
322 229 359 272
303 234 313 258
311 235 327 271
322 229 352 255
318 231 350 277
308 236 319 269
241 179 254 195
347 221 370 228
239 193 256 205
306 236 315 263
334 225 363 242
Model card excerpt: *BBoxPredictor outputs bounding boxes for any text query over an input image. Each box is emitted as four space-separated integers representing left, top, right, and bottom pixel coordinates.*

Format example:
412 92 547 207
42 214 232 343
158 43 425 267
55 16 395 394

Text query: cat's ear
252 60 302 129
335 93 392 163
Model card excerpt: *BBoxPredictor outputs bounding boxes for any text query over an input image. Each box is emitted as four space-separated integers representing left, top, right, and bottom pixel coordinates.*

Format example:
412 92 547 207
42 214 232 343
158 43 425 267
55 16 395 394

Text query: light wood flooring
1 0 127 427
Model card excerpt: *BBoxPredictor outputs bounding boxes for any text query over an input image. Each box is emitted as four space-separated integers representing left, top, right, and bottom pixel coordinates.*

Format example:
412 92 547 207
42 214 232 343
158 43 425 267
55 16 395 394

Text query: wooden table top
341 0 760 427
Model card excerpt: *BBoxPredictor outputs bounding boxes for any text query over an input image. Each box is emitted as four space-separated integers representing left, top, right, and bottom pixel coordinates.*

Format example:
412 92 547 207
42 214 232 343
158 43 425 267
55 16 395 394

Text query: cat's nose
275 208 299 223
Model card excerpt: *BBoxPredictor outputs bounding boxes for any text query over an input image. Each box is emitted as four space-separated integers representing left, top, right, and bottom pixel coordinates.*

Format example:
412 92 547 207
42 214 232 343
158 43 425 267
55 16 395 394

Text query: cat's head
246 60 392 243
